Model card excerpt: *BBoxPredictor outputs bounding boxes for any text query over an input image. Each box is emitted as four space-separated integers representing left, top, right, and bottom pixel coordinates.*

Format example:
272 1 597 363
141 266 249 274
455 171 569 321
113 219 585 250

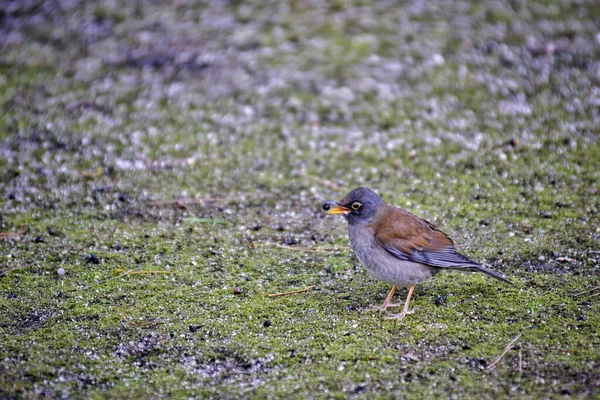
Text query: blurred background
1 0 599 397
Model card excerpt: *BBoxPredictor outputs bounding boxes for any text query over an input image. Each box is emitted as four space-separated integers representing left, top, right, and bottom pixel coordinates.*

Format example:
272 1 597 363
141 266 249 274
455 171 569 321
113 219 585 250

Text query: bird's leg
384 285 415 320
364 285 403 312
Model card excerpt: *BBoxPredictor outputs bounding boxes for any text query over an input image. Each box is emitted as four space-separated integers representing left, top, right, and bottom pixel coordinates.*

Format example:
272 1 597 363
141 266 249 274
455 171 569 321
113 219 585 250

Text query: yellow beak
323 202 350 215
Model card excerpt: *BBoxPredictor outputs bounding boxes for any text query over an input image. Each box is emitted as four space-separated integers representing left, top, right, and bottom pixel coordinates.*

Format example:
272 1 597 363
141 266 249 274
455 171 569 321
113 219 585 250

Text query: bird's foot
364 303 402 313
383 309 415 321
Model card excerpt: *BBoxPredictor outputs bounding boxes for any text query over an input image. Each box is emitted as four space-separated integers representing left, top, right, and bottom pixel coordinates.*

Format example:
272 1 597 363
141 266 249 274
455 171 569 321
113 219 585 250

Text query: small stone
432 53 445 66
57 268 66 276
538 256 546 262
500 47 517 66
541 211 552 218
435 295 447 306
34 236 44 243
85 253 100 264
233 287 242 295
263 320 271 327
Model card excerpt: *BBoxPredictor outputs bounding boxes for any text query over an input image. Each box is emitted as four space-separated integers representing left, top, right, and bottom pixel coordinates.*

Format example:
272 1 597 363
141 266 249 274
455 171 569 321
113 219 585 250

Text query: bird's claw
364 303 402 313
383 309 415 321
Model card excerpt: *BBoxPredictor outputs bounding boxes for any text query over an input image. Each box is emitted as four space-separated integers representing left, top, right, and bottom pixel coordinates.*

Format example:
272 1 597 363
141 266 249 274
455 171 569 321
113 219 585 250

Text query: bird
323 187 512 320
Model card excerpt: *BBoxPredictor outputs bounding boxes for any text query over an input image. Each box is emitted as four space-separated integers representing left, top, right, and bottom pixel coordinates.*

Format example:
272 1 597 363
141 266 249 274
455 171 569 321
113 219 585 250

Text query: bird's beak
323 201 350 215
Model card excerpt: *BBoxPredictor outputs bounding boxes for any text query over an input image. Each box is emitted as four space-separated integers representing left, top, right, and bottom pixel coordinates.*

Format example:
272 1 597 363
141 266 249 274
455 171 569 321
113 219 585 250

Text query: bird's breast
347 225 437 286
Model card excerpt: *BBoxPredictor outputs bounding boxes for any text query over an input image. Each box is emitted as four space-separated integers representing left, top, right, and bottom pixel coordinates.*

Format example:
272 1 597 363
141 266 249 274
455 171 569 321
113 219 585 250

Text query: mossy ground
1 0 599 398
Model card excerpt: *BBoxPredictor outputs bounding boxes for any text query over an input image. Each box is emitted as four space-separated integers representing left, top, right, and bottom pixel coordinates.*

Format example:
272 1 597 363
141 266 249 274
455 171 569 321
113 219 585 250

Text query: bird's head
323 187 384 226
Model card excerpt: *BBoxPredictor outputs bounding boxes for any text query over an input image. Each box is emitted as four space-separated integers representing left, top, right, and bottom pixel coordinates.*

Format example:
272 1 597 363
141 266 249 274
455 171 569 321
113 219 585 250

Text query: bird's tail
473 265 513 285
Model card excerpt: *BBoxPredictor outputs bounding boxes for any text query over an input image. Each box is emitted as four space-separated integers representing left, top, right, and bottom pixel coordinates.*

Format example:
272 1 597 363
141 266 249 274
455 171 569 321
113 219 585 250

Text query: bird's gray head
322 187 384 226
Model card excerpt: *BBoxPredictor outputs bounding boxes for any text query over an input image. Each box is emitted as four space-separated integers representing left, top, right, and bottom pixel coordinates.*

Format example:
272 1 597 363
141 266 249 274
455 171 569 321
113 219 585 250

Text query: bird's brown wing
373 205 454 254
371 205 512 284
372 205 485 268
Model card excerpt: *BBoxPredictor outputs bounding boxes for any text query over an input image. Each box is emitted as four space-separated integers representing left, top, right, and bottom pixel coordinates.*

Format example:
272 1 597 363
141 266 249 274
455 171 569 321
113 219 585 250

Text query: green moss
1 0 599 398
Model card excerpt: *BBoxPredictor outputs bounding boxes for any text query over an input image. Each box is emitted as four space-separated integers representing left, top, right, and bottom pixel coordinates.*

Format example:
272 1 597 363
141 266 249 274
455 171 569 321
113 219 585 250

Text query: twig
573 286 600 297
268 286 316 297
257 243 346 253
120 312 161 328
487 333 522 370
0 265 30 277
401 353 420 362
0 231 25 239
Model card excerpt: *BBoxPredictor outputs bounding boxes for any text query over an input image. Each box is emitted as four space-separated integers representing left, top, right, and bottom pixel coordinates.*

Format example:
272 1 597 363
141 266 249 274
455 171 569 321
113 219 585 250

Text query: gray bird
323 187 512 320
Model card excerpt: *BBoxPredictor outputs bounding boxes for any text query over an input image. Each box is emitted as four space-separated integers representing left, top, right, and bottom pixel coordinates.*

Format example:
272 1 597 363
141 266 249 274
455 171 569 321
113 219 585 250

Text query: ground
0 0 599 398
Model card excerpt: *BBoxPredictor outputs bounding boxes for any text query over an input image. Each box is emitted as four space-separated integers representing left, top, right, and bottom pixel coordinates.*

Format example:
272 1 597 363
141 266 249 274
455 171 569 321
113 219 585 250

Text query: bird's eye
351 202 362 210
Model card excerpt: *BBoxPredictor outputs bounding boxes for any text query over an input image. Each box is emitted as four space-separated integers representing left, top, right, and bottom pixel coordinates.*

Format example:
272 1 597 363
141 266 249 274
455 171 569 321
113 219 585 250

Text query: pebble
85 253 100 264
233 287 242 295
263 320 271 327
57 268 65 276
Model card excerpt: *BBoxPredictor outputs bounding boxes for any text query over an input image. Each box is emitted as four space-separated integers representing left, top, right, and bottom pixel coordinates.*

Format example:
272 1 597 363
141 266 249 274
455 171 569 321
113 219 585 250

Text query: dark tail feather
472 265 513 285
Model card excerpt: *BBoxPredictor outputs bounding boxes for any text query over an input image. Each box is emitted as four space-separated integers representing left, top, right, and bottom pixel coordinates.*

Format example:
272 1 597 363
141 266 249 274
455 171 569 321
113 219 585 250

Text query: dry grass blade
257 243 346 253
147 196 244 207
114 269 170 276
572 286 600 297
87 268 169 289
0 265 30 276
120 312 161 328
0 231 25 239
268 286 316 297
487 333 522 370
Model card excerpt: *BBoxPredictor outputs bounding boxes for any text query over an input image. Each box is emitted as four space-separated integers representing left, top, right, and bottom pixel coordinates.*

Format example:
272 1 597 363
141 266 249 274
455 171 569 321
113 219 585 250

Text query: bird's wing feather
372 205 480 269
